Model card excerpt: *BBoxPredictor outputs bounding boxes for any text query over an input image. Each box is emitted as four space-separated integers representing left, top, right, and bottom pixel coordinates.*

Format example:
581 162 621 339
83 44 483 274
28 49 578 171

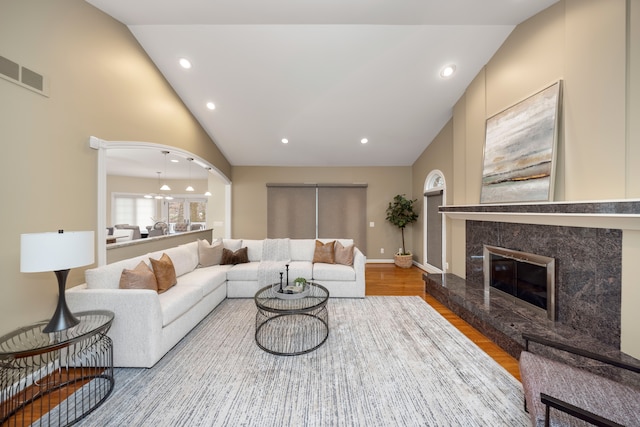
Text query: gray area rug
77 297 528 426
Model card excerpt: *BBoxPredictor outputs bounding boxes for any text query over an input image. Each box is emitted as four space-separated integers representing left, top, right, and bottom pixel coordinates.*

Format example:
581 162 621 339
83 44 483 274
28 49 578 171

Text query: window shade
318 185 367 254
425 191 443 269
267 185 316 238
267 184 367 254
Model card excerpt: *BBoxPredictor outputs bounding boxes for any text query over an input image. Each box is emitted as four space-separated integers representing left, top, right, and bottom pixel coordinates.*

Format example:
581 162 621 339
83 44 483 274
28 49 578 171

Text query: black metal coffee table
254 283 329 356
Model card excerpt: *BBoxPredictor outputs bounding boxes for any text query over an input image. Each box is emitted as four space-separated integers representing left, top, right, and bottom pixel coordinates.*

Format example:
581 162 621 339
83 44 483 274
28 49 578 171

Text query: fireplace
483 245 556 321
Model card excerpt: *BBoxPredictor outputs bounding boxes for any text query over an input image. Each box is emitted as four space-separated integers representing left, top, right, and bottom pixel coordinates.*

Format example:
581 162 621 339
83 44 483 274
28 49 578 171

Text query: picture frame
480 81 562 204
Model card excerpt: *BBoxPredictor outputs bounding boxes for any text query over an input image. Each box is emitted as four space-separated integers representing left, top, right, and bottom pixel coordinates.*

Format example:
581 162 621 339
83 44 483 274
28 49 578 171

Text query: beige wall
630 0 640 198
231 166 412 258
411 120 454 269
415 0 639 357
0 0 230 335
444 0 630 275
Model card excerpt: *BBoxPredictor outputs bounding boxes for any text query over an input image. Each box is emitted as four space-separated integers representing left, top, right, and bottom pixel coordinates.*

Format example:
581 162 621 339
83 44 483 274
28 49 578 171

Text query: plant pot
394 254 413 268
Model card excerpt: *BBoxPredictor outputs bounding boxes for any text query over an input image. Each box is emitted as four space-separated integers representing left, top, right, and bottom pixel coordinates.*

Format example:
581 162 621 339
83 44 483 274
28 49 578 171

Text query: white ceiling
88 0 559 169
107 149 210 179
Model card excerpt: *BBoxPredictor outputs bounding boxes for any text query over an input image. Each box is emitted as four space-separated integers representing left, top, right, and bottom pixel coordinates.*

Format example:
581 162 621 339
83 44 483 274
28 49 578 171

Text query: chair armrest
522 333 640 374
540 393 624 427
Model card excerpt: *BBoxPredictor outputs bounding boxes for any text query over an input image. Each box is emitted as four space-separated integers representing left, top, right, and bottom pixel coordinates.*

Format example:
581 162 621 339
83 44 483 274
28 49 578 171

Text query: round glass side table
0 310 114 426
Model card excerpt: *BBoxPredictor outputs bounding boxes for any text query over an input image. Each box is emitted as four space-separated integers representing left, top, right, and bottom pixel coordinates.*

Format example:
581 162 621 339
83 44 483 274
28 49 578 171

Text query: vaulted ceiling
88 0 559 168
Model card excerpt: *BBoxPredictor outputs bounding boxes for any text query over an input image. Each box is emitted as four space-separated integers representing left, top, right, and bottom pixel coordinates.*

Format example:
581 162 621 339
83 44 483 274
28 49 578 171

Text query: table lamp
20 230 95 333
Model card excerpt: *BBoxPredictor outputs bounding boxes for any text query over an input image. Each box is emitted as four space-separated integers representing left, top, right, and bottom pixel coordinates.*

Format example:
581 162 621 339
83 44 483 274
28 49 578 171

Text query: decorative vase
394 254 413 268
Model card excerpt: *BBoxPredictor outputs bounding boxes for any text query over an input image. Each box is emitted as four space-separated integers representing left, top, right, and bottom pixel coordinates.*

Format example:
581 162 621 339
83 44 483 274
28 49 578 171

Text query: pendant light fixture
204 167 212 196
185 158 194 192
160 151 171 191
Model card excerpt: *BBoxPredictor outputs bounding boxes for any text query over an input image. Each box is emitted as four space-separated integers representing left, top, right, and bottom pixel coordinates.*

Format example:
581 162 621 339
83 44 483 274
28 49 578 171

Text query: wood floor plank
365 263 521 381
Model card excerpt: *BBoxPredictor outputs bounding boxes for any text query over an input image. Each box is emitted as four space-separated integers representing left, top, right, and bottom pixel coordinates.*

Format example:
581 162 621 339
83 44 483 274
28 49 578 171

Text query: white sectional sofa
67 238 365 368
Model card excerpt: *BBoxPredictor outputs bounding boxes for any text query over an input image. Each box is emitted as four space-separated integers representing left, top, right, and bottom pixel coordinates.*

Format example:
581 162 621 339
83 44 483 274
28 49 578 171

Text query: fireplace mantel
440 200 640 230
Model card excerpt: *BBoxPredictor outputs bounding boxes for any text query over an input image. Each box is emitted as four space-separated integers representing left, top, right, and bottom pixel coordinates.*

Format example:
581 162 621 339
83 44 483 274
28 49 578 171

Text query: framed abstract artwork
480 81 562 204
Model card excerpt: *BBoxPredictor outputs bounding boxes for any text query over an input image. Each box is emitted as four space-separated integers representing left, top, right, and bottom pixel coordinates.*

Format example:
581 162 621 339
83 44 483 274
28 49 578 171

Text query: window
164 198 207 231
423 171 446 271
267 184 367 254
112 194 156 229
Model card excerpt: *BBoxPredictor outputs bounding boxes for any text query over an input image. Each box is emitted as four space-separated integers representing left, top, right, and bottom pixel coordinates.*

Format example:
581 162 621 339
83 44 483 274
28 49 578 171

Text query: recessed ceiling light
281 138 289 144
206 102 215 110
440 64 456 78
361 138 368 144
179 58 192 69
170 159 179 163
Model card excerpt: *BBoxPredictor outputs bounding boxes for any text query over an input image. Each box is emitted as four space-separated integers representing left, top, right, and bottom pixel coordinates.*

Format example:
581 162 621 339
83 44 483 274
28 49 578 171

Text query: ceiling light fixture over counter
361 138 368 144
186 158 194 192
160 151 171 191
206 102 215 110
179 58 192 69
281 138 288 144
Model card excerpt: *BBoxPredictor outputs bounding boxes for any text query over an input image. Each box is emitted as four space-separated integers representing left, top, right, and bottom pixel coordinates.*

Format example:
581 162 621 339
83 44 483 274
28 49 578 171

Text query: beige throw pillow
119 261 158 291
150 253 177 293
313 240 335 264
335 241 355 266
198 239 223 267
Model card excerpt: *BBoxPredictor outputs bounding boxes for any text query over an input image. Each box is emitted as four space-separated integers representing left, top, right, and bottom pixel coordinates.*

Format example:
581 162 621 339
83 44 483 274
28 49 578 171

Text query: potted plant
293 277 307 287
385 194 419 268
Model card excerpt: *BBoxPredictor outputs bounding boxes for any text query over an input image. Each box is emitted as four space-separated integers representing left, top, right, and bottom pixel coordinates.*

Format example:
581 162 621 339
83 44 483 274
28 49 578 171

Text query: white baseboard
366 259 395 263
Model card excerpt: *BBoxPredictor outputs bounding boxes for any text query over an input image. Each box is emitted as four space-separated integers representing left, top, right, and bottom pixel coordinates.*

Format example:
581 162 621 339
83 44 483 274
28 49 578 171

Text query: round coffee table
254 283 329 356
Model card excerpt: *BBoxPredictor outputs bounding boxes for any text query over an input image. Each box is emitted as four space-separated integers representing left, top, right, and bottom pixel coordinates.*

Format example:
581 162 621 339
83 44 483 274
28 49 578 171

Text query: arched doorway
90 137 231 266
423 170 446 272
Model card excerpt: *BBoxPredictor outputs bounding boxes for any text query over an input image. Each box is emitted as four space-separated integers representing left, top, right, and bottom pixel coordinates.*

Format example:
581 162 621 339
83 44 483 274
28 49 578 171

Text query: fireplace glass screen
484 245 555 320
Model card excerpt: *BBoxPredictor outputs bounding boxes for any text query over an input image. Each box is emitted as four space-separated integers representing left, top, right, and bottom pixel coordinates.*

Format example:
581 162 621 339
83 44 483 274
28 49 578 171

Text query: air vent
0 55 49 97
0 56 19 80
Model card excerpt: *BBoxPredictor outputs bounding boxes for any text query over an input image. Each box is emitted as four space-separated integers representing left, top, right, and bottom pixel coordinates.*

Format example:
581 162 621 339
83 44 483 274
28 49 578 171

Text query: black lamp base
43 269 80 333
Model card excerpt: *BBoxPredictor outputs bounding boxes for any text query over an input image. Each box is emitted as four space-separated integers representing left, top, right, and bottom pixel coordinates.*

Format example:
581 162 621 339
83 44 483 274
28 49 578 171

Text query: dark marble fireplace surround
424 201 640 386
467 220 621 348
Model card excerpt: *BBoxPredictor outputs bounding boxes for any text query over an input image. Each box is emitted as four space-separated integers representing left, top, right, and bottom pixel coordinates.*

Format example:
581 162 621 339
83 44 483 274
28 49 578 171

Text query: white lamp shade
20 231 95 272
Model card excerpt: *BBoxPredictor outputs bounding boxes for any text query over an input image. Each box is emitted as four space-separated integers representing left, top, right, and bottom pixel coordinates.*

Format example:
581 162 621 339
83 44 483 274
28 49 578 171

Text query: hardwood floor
366 263 521 381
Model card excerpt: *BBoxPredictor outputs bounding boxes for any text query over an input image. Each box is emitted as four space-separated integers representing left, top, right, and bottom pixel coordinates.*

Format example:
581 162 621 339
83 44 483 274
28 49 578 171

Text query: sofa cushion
286 261 313 282
178 241 200 271
313 262 356 281
180 266 230 295
119 261 158 291
335 241 354 266
243 239 264 262
223 239 243 251
289 239 316 261
320 238 353 247
313 240 335 264
226 261 259 281
198 239 223 267
150 253 178 293
221 247 250 265
85 254 150 290
148 245 198 277
158 284 203 327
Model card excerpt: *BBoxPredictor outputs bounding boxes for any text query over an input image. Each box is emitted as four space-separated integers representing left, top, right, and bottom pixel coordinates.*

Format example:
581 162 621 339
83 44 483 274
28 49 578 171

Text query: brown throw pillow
221 247 249 265
119 261 158 291
150 253 177 293
313 240 335 264
198 239 223 267
335 241 355 266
